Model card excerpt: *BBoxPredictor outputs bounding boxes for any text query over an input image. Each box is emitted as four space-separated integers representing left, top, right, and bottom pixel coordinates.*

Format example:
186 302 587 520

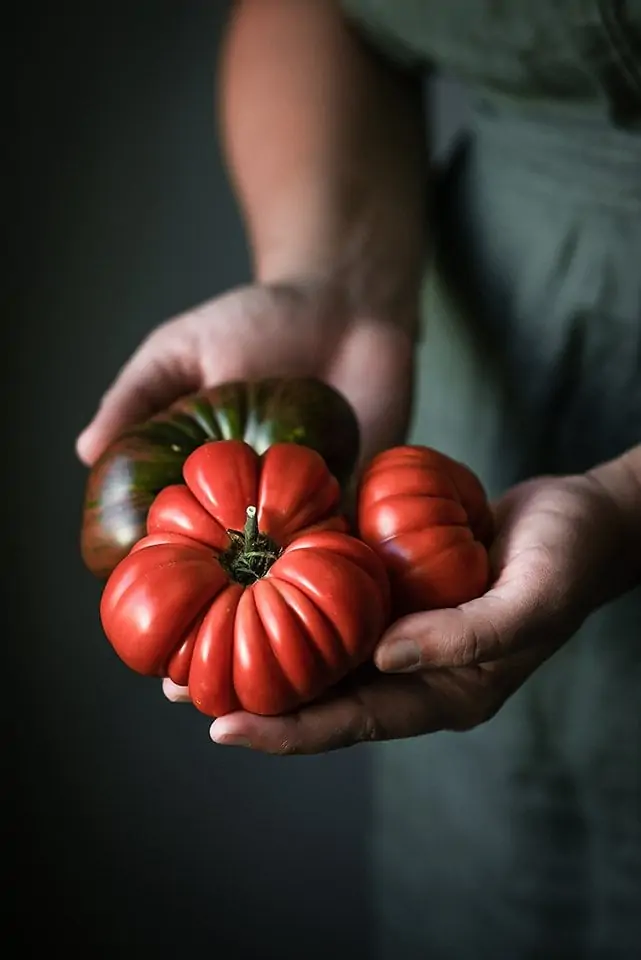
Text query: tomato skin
357 445 494 616
100 440 389 717
81 376 360 578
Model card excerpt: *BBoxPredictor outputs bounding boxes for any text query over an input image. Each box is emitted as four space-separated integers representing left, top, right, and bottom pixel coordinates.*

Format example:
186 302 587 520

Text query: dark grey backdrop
9 4 372 956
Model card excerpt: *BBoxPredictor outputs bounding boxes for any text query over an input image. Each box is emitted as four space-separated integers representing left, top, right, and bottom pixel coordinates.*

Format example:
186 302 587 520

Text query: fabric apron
372 100 641 960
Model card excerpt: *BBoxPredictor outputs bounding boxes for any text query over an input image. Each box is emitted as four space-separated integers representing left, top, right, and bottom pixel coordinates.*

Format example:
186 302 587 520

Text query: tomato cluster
83 378 493 717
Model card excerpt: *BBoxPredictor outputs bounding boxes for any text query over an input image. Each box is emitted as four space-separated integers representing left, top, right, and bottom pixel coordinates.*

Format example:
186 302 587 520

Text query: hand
164 471 632 754
75 279 414 468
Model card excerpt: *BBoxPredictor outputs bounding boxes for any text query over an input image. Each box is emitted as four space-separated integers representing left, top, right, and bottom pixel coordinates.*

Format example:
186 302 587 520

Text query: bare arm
220 0 427 332
77 0 427 464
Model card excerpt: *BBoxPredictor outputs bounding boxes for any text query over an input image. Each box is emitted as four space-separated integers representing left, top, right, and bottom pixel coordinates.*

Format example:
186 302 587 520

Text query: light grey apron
340 2 641 957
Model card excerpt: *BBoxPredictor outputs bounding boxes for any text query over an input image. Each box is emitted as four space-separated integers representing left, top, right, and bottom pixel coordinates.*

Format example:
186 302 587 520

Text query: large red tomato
357 445 494 615
100 439 390 717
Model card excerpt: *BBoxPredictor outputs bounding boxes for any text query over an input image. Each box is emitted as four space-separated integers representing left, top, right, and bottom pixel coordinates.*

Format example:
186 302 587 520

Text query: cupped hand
75 279 414 468
164 470 630 754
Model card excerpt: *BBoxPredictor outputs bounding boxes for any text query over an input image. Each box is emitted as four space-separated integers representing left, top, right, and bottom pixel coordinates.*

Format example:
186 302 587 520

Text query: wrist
587 445 641 598
221 0 427 341
252 198 425 341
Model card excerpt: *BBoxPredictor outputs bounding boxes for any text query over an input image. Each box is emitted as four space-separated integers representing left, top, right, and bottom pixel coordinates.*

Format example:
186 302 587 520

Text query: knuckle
351 689 387 744
357 711 383 744
461 623 487 665
450 615 504 667
272 738 299 757
522 545 565 608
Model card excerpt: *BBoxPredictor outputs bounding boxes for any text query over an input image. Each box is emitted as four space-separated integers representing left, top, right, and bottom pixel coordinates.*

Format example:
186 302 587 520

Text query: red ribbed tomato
100 439 389 717
357 445 494 616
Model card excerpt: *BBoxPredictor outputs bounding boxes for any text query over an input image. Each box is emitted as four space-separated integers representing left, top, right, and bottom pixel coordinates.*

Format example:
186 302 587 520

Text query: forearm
219 0 427 332
589 444 641 595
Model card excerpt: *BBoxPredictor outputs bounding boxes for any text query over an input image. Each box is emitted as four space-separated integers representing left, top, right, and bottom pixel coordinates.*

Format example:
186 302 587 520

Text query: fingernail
211 732 252 748
376 640 421 673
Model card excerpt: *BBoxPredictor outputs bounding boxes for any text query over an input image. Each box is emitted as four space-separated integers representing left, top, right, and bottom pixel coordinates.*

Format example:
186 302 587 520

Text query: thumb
375 557 566 672
76 323 199 466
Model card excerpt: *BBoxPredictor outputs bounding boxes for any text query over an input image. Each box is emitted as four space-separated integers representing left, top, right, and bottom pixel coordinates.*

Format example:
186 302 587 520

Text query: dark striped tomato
81 376 359 577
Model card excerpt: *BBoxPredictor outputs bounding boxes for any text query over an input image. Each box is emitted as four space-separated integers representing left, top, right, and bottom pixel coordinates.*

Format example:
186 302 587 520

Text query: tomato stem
243 505 258 552
219 505 282 586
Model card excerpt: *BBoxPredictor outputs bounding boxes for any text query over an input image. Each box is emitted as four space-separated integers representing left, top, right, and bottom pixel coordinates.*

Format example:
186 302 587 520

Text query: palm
77 281 414 467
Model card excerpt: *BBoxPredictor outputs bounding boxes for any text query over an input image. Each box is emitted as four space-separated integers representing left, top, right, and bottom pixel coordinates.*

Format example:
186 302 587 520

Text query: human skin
77 0 641 753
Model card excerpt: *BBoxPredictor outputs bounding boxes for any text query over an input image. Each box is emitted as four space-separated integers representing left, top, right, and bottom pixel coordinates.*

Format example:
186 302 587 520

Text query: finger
162 678 192 703
375 555 567 672
76 321 200 465
208 638 556 756
209 674 442 755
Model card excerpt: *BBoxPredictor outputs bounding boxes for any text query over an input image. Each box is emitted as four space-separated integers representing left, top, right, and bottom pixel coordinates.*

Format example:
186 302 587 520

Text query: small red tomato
357 445 493 615
100 440 389 717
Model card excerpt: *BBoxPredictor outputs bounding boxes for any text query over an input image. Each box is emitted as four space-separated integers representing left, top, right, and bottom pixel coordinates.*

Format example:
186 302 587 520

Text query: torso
339 4 641 959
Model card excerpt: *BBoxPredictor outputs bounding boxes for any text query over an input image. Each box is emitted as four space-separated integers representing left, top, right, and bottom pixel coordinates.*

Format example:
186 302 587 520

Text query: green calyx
219 506 282 585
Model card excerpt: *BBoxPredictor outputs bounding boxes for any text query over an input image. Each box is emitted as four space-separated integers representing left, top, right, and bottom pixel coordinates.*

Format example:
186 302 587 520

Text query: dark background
9 3 372 956
10 3 641 957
